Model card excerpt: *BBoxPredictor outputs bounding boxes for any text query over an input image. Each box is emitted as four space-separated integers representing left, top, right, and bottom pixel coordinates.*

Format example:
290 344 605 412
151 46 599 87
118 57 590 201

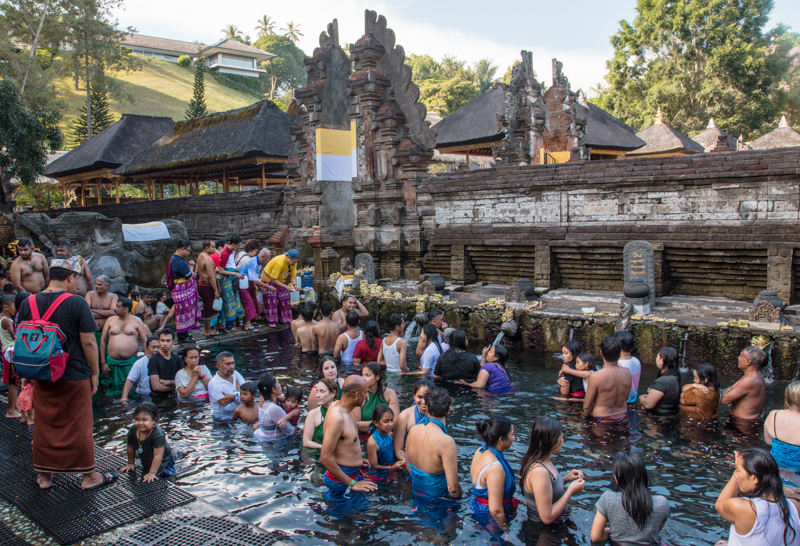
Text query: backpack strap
27 294 40 321
39 293 73 322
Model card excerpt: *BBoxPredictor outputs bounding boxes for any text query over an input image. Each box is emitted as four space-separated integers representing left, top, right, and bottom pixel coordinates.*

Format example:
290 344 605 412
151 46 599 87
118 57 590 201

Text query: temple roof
432 85 506 150
627 109 704 156
750 116 800 149
691 118 738 151
576 94 645 151
46 114 176 179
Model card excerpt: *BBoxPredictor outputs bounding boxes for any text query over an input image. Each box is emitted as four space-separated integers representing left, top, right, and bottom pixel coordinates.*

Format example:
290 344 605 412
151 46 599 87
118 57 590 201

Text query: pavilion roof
627 109 704 156
750 116 800 149
692 118 738 151
576 97 645 151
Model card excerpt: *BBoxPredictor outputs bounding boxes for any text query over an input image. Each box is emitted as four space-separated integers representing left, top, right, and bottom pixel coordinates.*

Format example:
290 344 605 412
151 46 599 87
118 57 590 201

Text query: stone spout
414 312 429 326
500 320 518 337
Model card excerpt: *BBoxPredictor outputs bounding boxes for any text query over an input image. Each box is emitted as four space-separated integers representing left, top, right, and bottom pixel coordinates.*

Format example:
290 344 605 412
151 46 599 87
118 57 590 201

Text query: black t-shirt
127 424 172 475
147 352 183 382
561 362 585 394
649 374 681 416
170 255 192 280
15 291 97 381
434 350 482 382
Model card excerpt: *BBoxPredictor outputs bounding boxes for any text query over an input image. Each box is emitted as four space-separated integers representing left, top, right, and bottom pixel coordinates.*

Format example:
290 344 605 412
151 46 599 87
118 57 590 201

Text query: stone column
450 244 476 285
767 245 794 303
534 245 559 291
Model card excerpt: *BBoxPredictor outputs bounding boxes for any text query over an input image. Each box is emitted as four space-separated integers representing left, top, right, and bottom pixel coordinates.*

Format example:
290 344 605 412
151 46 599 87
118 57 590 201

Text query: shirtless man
9 239 49 294
291 302 308 339
319 375 377 500
294 304 318 355
136 303 164 334
721 346 767 421
313 301 340 357
100 297 149 388
56 241 93 296
85 275 118 349
405 387 461 499
194 240 221 336
583 336 632 423
332 295 368 333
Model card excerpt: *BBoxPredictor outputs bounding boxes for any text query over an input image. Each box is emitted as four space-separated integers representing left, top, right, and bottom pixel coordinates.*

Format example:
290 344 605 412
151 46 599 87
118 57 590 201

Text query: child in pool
367 405 405 471
232 382 259 424
557 341 581 397
120 402 175 482
559 352 597 399
280 386 303 426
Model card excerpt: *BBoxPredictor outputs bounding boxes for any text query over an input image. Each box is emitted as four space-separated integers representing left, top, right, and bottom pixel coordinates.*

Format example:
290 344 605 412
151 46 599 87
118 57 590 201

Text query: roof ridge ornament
655 107 664 124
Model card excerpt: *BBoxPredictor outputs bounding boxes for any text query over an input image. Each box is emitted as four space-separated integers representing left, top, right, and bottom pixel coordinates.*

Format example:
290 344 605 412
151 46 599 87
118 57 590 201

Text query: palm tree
282 21 303 43
256 15 276 38
222 24 243 42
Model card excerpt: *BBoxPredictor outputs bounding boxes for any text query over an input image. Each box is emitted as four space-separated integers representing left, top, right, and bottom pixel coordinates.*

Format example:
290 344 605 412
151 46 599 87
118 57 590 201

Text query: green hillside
55 55 260 142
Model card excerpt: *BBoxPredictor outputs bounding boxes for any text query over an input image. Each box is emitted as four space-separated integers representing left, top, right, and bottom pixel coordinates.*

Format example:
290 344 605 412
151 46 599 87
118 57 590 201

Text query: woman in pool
353 362 400 433
353 320 381 367
419 324 446 376
639 346 681 416
253 373 295 441
308 356 344 411
302 378 338 452
765 381 800 501
434 330 481 382
559 352 597 399
174 346 212 400
591 452 670 545
520 417 585 525
468 415 519 536
680 363 721 420
715 448 800 546
393 378 434 461
455 345 514 394
557 341 582 397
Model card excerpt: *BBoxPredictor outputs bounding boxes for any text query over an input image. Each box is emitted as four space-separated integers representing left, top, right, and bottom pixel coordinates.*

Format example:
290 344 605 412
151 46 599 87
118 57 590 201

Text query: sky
112 0 800 97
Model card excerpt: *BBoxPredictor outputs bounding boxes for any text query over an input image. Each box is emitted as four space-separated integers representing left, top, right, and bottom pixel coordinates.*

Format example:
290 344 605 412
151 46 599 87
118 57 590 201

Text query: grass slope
56 55 259 140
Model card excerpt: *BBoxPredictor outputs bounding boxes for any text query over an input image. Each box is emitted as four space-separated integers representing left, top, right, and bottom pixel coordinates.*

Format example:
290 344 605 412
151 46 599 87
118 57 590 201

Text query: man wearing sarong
16 257 117 490
261 249 300 328
56 240 93 296
166 239 200 343
100 297 149 391
218 235 245 332
194 240 220 336
85 275 118 350
236 239 261 331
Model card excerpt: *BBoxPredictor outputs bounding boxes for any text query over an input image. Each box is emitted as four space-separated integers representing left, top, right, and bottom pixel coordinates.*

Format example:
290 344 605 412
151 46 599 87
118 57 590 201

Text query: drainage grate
106 516 288 546
0 522 31 546
0 401 195 545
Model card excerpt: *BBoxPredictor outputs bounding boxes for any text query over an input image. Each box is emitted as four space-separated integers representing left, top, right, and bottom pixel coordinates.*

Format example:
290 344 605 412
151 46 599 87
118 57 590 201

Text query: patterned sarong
173 276 201 334
220 269 244 328
239 283 258 322
261 282 292 325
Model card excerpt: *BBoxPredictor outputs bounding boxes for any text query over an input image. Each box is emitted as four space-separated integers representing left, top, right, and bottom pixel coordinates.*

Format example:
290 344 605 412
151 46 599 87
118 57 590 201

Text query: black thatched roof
46 114 175 178
692 118 738 151
115 101 295 176
433 86 506 150
627 111 704 156
576 101 645 151
750 116 800 149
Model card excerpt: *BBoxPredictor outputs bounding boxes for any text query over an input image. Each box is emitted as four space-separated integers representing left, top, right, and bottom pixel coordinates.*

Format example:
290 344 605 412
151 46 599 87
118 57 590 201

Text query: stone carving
542 58 587 161
296 207 313 228
365 204 382 227
623 241 656 310
355 253 375 283
389 204 405 226
4 212 189 290
748 302 781 324
427 274 446 291
419 281 436 295
753 289 785 310
553 58 568 88
504 285 527 304
340 257 355 275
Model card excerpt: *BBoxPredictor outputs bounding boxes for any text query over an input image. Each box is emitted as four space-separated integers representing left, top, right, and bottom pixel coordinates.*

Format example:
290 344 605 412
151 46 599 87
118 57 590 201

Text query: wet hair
50 267 77 282
284 386 303 403
345 310 360 328
215 351 234 364
657 346 681 390
613 452 653 530
414 378 435 394
600 336 622 362
257 373 278 400
448 330 468 352
477 415 513 448
17 238 32 249
694 363 720 390
320 301 333 317
229 235 242 245
362 361 385 395
785 381 800 412
239 381 258 396
422 324 440 350
519 417 563 490
428 309 443 322
215 239 226 250
0 294 15 310
2 284 13 294
615 330 635 353
317 378 339 400
176 239 191 250
388 313 404 331
133 402 158 422
243 238 260 253
576 352 598 372
142 289 154 298
57 240 72 249
742 346 767 370
493 345 508 366
203 239 214 250
145 335 159 348
562 341 580 361
342 294 355 304
126 283 137 294
158 330 174 341
373 404 394 424
118 297 133 311
363 320 379 351
182 345 201 362
129 291 140 302
14 291 29 312
738 448 798 545
301 305 314 322
317 355 337 378
424 387 451 419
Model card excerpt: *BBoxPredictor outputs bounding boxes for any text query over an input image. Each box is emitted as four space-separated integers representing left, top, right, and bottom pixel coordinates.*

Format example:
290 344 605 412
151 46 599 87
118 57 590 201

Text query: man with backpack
14 256 118 491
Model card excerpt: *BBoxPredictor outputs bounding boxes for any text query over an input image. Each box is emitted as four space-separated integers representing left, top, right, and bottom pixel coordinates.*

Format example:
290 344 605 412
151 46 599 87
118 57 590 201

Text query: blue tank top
372 430 395 467
770 411 800 472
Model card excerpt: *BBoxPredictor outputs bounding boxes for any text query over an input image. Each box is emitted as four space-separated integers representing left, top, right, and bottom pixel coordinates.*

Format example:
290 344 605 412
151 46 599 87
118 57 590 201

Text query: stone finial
707 118 717 129
779 115 789 128
552 58 569 89
319 18 339 48
655 107 664 124
577 89 588 107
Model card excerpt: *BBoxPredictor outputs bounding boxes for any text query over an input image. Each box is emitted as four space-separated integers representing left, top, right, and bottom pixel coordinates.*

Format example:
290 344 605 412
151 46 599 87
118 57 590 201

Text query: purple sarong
172 277 201 333
261 283 292 325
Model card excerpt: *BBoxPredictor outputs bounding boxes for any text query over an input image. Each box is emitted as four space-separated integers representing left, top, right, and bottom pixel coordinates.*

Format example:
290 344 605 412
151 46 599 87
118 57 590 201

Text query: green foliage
14 183 64 210
222 24 243 42
0 79 63 186
471 58 498 94
596 0 792 138
185 54 208 120
771 30 800 128
256 15 276 38
35 49 52 70
177 55 191 67
211 72 262 99
281 21 303 43
405 53 491 116
253 34 306 99
67 77 114 146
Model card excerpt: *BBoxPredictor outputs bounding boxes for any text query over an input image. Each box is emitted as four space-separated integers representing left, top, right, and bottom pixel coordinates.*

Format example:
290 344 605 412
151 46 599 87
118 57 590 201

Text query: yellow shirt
262 254 296 283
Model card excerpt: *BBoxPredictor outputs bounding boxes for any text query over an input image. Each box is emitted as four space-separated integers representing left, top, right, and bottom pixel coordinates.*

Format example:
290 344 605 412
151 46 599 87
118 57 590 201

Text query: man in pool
100 298 149 389
294 303 318 355
319 375 377 501
332 295 368 334
313 301 340 357
583 336 632 423
721 346 767 421
208 351 244 420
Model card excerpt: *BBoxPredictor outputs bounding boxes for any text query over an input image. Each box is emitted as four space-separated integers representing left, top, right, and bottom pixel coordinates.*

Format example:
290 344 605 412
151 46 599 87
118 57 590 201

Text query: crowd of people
2 236 800 546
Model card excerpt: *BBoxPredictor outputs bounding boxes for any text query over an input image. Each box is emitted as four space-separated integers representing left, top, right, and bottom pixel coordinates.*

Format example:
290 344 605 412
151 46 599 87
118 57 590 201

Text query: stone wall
420 146 800 302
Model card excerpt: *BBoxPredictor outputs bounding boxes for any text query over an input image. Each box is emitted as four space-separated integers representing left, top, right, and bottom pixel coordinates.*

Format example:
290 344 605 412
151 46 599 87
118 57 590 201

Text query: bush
177 55 192 67
35 49 52 70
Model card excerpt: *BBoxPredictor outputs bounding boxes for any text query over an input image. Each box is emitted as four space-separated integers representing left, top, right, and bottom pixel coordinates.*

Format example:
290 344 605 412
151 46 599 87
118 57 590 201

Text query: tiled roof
119 34 204 55
203 39 274 58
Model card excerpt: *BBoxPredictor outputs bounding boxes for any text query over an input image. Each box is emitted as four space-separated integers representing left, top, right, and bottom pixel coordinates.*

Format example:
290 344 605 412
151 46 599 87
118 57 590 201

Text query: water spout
678 332 690 373
763 342 775 385
404 321 420 344
491 332 505 347
569 327 574 342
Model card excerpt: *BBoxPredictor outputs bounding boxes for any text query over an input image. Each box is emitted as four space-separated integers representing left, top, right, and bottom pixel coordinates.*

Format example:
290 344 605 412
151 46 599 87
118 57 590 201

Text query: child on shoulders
120 402 175 482
232 382 259 424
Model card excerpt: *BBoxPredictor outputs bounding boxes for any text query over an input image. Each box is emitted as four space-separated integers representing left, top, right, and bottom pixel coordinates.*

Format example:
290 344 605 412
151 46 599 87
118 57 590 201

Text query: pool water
91 331 786 546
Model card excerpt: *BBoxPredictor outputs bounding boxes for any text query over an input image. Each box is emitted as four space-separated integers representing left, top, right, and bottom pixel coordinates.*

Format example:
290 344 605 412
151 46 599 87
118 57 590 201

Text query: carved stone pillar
534 245 559 291
451 244 476 285
767 245 794 303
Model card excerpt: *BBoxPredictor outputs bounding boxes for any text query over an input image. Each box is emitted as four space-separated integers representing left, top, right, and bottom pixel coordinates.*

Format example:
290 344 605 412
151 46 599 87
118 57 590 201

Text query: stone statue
340 257 355 275
504 285 527 304
419 281 436 296
3 212 189 291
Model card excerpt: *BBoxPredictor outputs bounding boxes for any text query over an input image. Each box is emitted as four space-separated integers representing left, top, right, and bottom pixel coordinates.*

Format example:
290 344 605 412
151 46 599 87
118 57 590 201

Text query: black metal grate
0 522 32 546
105 516 287 546
0 400 195 545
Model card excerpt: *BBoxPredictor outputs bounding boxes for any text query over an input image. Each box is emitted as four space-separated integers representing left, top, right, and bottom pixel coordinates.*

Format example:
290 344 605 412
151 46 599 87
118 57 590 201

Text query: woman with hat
260 249 300 328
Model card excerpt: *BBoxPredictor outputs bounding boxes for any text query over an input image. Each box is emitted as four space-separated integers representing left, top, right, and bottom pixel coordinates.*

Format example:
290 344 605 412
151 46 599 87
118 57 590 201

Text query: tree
253 34 306 99
256 15 276 38
0 79 62 187
471 58 498 94
222 24 243 41
67 77 115 146
595 0 792 138
418 77 480 117
282 21 303 43
185 55 208 120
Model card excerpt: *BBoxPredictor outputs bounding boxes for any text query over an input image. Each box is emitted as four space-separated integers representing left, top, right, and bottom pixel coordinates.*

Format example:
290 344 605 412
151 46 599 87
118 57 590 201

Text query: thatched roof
576 93 645 151
750 116 800 149
692 118 738 151
627 109 704 156
115 101 295 177
46 115 175 179
433 86 506 150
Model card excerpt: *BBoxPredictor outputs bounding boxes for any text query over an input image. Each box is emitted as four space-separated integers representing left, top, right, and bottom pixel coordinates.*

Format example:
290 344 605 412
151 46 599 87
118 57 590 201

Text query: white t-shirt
618 356 642 404
175 365 213 399
156 302 169 315
208 371 245 419
126 355 152 395
421 341 449 374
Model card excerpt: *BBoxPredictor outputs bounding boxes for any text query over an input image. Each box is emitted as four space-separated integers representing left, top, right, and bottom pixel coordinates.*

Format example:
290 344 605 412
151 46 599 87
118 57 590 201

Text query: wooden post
97 181 102 205
149 180 155 200
115 180 120 203
260 163 266 189
80 181 86 207
465 150 471 169
223 167 229 193
215 179 220 193
159 183 164 199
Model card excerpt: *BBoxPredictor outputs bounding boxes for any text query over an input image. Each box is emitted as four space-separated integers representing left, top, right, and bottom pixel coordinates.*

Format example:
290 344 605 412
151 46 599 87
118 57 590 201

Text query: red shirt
219 247 233 269
353 338 381 363
211 252 220 269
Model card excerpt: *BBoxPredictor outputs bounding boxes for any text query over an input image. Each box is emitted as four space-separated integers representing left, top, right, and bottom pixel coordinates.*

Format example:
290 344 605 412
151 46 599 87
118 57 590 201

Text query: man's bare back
724 373 766 420
10 252 48 293
313 318 340 355
584 365 631 419
324 400 364 468
295 321 318 353
196 252 216 285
